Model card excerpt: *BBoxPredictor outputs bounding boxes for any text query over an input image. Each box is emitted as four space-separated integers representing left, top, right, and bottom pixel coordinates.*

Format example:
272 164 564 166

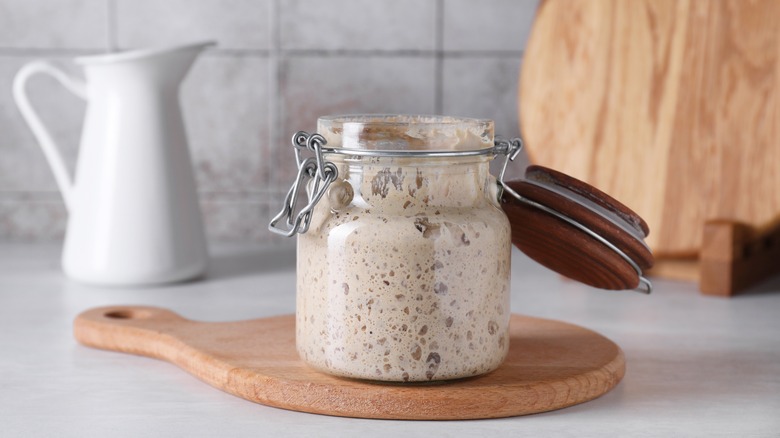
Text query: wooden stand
698 219 780 296
649 219 780 296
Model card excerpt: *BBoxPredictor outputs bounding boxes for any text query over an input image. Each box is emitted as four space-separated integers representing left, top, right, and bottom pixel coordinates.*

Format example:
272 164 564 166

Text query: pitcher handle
13 60 87 212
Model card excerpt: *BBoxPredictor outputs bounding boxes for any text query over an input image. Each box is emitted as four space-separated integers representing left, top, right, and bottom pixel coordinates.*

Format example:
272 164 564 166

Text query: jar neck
332 155 493 210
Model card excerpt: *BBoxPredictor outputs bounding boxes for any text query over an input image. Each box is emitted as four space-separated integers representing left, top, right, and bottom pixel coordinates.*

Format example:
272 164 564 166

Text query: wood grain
73 306 625 420
502 195 638 290
520 0 780 258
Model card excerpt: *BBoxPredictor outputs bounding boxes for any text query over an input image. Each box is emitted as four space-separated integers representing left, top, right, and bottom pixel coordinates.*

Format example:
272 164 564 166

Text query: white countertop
1 243 779 437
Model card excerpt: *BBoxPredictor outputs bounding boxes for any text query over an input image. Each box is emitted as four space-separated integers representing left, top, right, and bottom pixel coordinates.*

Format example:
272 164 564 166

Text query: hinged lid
500 165 654 292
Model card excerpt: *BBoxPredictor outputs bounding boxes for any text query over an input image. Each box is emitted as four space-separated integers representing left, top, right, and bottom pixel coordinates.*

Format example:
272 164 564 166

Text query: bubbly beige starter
296 155 511 382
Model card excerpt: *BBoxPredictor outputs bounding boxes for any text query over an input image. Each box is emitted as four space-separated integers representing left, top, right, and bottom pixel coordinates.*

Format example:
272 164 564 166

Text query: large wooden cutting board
519 0 780 257
74 306 625 420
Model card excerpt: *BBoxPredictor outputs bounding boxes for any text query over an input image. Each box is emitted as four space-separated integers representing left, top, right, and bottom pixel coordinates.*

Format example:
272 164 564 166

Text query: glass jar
272 115 655 383
276 115 513 382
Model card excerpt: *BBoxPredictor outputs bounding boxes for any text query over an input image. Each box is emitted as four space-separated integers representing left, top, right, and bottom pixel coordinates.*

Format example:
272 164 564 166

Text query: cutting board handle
73 306 188 359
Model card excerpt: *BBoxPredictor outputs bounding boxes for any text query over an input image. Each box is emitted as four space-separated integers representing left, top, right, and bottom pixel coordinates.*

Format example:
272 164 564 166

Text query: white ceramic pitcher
13 42 214 286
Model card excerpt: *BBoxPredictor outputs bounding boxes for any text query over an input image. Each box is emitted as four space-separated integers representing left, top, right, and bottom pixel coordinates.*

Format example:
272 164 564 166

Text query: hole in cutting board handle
104 309 153 320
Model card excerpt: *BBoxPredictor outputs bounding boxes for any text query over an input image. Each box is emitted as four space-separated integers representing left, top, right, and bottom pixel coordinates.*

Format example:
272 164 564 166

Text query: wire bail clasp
269 131 338 237
493 137 524 199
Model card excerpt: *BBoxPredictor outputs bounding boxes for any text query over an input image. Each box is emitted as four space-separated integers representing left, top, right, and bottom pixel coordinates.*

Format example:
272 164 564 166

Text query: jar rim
317 114 495 156
318 114 493 127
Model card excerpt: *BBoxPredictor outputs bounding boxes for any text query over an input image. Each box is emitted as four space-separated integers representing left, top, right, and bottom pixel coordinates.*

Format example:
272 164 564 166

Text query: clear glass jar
293 115 511 382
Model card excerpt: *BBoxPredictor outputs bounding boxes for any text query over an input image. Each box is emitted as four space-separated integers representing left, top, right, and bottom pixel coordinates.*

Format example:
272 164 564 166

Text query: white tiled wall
0 0 538 243
279 0 437 51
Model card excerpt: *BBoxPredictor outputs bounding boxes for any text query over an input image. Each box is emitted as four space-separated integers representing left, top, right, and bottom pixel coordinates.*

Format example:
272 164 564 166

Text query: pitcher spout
75 41 216 84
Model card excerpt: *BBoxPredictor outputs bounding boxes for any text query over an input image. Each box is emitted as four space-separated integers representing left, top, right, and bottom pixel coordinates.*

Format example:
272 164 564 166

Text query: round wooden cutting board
519 0 780 257
74 306 625 420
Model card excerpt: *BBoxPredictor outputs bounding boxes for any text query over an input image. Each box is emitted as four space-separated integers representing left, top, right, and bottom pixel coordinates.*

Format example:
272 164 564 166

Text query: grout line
0 190 285 196
202 49 273 57
205 49 524 58
0 47 524 59
268 0 282 192
0 48 99 56
434 0 444 114
440 50 525 58
281 49 437 57
0 192 62 199
212 49 525 58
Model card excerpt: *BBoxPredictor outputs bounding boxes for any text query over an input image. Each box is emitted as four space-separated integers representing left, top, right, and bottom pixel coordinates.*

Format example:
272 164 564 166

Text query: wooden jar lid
501 165 654 291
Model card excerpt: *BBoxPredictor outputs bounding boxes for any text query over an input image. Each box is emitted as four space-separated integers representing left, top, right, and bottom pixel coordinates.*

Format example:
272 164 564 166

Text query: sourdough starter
296 151 511 381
